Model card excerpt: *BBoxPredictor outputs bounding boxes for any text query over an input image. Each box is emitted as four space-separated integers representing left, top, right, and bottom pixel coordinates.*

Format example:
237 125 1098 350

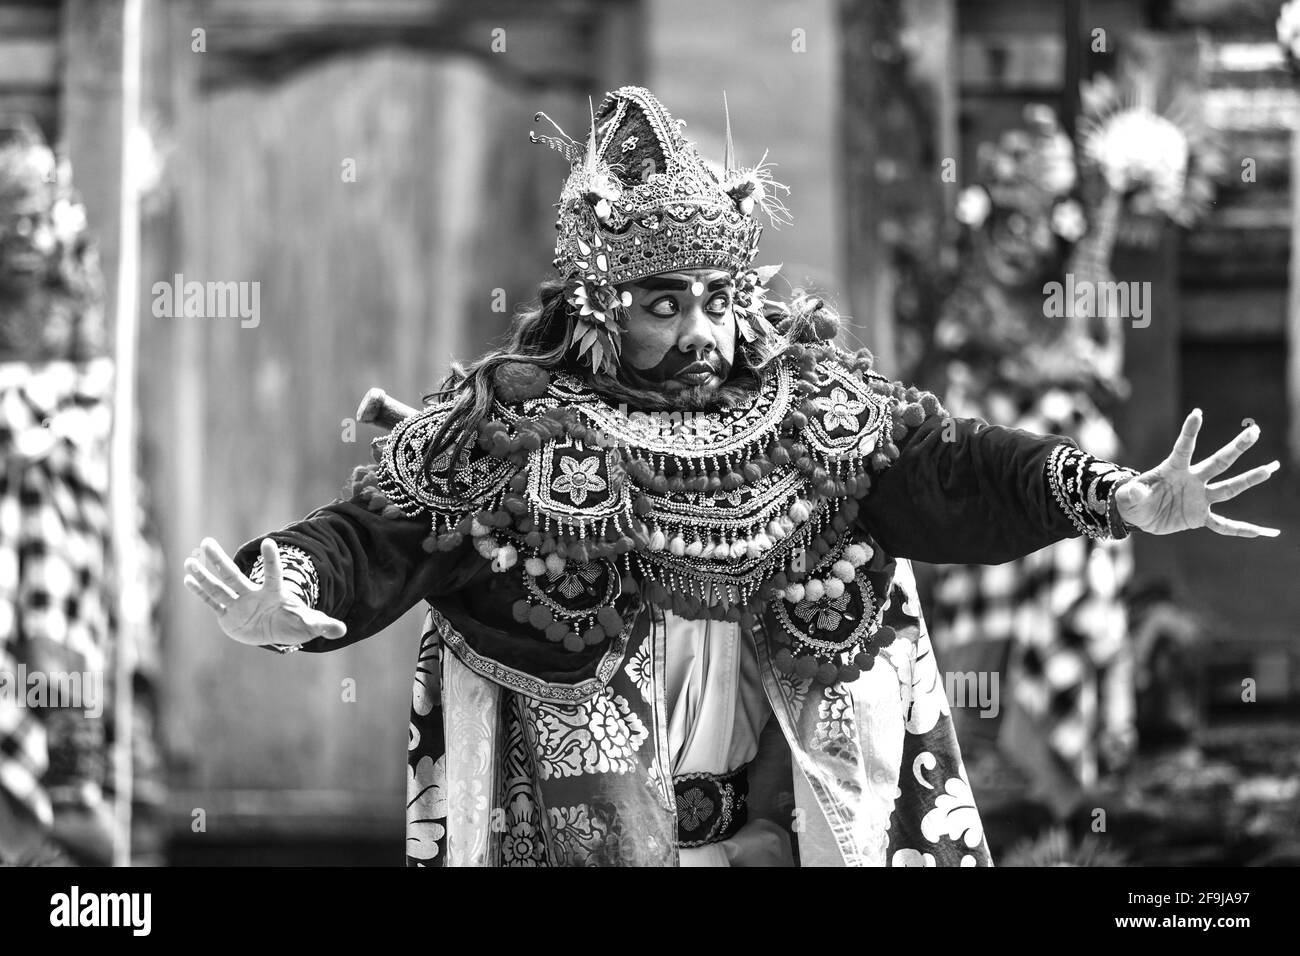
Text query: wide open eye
647 296 679 318
705 292 731 316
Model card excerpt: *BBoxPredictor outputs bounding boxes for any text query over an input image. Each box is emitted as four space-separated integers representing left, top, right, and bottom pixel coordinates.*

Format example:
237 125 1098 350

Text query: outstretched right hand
183 537 347 647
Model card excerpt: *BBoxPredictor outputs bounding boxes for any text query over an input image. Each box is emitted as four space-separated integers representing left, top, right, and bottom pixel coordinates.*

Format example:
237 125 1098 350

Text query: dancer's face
0 193 56 283
617 268 736 394
0 145 58 285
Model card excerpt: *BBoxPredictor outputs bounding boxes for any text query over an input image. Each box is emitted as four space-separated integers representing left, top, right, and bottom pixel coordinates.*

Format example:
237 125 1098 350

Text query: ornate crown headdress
532 86 790 375
0 116 57 212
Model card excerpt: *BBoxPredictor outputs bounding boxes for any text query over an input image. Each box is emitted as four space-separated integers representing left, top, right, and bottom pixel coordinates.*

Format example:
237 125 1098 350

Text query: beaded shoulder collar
356 346 941 673
377 351 892 539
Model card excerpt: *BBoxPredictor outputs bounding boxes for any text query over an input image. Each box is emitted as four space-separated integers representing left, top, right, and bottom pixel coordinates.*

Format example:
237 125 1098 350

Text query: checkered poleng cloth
927 393 1135 790
0 358 114 827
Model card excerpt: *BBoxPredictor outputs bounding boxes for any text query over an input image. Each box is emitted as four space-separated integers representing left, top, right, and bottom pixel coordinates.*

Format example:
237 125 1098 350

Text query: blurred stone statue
0 116 164 865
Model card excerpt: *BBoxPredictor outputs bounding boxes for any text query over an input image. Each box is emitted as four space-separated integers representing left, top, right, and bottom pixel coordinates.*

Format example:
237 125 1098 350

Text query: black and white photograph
0 0 1296 923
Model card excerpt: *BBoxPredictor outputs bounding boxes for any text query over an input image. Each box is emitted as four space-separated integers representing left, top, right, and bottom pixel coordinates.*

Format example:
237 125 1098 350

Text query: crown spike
583 96 599 176
533 111 576 144
723 91 735 172
531 111 584 162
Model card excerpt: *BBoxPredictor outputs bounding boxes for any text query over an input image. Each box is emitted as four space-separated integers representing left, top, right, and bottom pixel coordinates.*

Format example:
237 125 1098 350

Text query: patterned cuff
248 543 320 609
1046 443 1141 541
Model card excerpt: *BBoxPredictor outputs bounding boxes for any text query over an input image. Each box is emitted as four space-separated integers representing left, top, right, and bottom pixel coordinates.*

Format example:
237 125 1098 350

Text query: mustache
626 349 730 385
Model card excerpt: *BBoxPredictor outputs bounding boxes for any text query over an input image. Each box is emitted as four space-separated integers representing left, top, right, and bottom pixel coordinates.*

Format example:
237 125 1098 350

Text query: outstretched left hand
1115 409 1281 538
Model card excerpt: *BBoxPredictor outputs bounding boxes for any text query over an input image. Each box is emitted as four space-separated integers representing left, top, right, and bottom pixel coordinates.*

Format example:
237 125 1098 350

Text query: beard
618 350 735 410
655 381 735 411
586 350 762 415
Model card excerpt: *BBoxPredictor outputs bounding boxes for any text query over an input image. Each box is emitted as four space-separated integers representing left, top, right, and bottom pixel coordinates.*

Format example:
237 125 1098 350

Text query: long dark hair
422 277 839 476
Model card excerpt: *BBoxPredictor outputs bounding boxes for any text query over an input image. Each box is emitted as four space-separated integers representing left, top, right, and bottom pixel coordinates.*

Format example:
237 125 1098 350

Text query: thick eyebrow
634 275 734 294
636 276 688 292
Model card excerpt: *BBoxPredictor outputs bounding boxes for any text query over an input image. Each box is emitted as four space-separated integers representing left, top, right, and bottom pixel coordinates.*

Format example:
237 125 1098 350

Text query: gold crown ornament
532 86 790 375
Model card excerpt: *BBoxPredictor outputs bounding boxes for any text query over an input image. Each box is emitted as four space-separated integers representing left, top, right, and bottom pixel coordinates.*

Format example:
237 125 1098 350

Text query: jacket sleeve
231 495 484 653
856 400 1139 566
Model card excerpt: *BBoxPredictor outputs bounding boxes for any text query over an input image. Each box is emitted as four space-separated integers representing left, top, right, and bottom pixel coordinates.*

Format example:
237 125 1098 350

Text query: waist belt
673 764 749 848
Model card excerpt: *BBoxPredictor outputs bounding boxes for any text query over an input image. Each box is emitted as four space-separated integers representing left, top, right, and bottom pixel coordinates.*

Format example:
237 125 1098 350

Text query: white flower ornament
566 232 630 375
812 386 866 433
550 455 607 506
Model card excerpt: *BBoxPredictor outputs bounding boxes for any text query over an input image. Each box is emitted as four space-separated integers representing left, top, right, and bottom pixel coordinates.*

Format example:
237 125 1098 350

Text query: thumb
302 610 347 641
1114 479 1151 516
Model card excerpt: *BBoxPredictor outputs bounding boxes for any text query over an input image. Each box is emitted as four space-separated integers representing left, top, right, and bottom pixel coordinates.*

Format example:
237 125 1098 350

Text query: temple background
1 0 1296 864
